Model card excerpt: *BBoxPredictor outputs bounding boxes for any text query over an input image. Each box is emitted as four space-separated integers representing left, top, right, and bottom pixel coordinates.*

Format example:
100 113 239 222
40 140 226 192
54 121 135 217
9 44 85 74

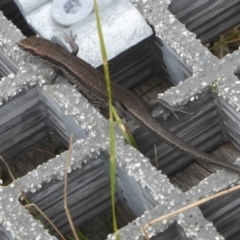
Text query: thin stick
30 147 56 157
64 133 79 240
154 144 158 170
142 184 240 240
0 155 15 181
23 203 66 240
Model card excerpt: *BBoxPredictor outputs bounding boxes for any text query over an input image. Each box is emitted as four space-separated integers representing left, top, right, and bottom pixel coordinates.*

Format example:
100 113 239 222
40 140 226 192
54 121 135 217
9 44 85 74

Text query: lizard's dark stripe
18 36 240 174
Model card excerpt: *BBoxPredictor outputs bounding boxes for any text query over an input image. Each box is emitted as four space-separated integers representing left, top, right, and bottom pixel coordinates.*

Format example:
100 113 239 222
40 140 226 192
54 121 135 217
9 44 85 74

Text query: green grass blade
93 1 120 239
111 106 139 149
209 30 240 51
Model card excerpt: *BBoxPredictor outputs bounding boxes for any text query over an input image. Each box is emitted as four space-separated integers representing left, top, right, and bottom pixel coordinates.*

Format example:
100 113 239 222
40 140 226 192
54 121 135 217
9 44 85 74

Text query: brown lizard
18 34 240 174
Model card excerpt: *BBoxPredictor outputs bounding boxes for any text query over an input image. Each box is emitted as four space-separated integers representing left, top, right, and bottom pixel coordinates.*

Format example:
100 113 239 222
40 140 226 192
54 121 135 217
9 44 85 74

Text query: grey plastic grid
1 0 240 239
168 0 240 44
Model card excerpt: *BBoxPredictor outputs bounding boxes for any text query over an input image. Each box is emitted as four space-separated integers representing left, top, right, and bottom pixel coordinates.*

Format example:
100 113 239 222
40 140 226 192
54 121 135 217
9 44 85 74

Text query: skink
18 36 240 174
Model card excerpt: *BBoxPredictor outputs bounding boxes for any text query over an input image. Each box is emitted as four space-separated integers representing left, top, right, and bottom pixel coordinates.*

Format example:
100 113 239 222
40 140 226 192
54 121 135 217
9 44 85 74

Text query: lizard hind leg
148 98 195 120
